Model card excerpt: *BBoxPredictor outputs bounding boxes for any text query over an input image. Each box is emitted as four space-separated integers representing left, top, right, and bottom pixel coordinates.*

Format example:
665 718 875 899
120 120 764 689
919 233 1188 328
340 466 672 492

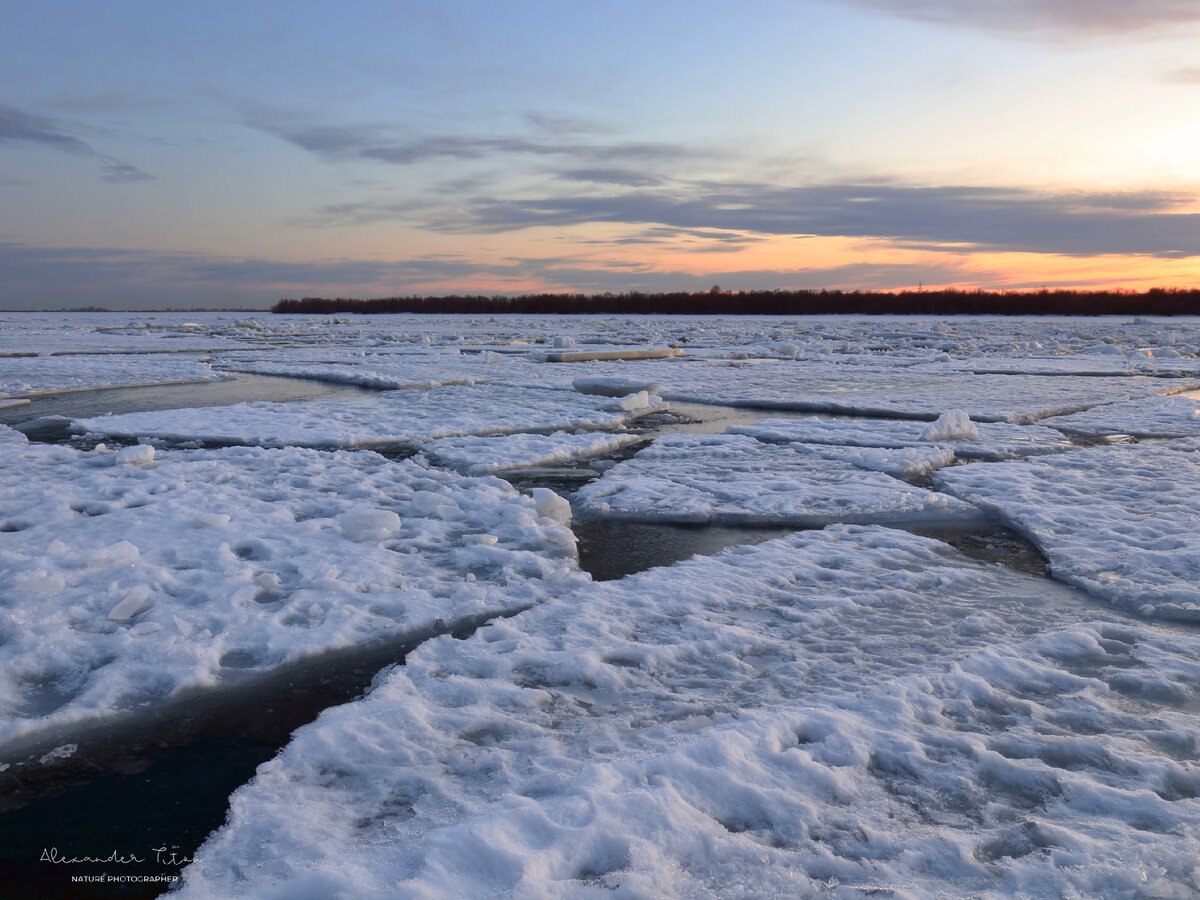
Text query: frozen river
3 311 1200 898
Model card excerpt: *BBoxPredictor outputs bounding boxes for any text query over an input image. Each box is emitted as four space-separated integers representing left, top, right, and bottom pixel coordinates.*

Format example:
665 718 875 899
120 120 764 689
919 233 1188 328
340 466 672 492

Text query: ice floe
0 353 218 398
729 415 1073 460
937 438 1200 620
572 433 980 527
0 442 584 751
1043 394 1200 439
72 383 644 450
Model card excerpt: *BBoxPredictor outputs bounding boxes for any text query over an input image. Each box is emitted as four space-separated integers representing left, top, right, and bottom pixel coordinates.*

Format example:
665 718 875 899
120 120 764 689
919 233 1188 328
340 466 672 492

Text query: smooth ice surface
572 433 980 526
421 432 644 475
73 383 639 450
1043 395 1200 439
937 439 1200 619
0 442 584 750
177 527 1200 899
729 415 1073 460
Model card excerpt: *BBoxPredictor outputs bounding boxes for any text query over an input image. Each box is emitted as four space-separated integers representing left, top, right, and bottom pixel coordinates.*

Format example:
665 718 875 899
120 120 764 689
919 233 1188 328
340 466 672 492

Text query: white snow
573 433 981 527
176 526 1200 899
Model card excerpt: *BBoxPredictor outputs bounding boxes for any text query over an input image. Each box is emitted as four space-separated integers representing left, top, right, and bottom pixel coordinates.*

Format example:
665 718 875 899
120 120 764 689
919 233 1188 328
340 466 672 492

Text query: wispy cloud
827 0 1200 36
245 112 711 170
447 183 1200 258
1165 67 1200 83
0 103 152 183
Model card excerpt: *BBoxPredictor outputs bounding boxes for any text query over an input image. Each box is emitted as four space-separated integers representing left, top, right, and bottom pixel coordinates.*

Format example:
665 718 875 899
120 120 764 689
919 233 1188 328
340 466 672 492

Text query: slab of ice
73 384 639 450
730 415 1073 460
0 353 217 398
572 375 663 397
177 527 1200 899
421 432 644 476
645 360 1195 422
937 439 1200 619
1043 395 1200 439
0 442 585 751
212 347 503 390
573 433 980 527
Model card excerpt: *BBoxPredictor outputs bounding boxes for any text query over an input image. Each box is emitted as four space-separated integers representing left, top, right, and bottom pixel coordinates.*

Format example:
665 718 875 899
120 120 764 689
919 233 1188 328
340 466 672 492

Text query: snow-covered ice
573 433 981 527
0 352 218 398
729 414 1073 460
176 526 1200 899
0 441 584 750
421 432 644 476
72 383 644 450
936 438 1200 620
1043 394 1200 439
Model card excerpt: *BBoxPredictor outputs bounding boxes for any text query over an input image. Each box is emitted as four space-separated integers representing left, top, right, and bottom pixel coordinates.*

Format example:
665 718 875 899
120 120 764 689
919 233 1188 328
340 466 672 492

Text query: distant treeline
273 288 1200 317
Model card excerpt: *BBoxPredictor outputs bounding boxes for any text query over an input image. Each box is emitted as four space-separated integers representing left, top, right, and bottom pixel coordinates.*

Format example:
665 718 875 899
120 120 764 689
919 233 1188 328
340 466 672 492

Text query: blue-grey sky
2 1 1199 309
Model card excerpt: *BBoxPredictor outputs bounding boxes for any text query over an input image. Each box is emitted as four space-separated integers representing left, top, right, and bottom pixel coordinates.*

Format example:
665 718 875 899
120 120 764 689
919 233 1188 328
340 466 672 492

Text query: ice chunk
532 488 572 524
107 585 153 621
336 507 402 542
919 409 980 441
114 444 155 466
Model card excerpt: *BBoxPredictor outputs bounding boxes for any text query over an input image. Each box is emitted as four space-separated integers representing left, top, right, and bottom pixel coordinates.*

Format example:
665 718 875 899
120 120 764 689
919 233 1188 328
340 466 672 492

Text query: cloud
450 183 1200 258
0 103 152 182
826 0 1200 36
557 168 664 187
246 112 710 170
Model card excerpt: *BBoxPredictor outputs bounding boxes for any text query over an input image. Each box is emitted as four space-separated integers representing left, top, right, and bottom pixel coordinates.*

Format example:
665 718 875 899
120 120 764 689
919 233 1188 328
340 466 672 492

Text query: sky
2 0 1199 310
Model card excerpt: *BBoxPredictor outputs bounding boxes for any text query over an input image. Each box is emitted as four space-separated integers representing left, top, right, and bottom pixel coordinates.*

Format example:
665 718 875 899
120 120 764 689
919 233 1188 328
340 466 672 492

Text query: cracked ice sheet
618 358 1197 422
72 383 637 450
0 442 584 752
176 526 1200 899
572 433 980 527
210 346 526 390
421 432 645 476
0 353 218 398
1042 395 1200 439
936 438 1200 620
729 416 1073 460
